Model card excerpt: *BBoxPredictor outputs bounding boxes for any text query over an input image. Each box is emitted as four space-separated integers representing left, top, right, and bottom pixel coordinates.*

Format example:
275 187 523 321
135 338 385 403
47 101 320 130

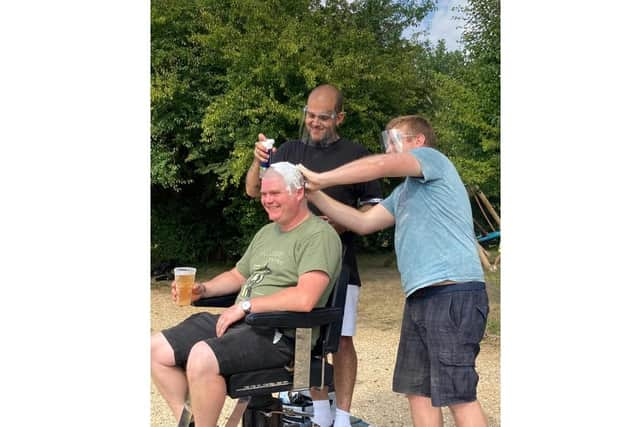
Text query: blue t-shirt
380 147 484 296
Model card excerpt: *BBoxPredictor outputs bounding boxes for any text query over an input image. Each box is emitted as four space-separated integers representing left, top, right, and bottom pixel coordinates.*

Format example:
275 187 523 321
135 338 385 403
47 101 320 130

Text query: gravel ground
150 259 500 426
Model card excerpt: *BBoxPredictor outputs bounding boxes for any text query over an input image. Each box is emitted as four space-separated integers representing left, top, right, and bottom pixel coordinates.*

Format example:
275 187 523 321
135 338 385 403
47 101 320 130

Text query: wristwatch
240 299 252 314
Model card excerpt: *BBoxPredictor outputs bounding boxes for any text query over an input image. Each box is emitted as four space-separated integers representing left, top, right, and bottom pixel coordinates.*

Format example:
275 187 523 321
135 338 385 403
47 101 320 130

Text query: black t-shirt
272 138 383 286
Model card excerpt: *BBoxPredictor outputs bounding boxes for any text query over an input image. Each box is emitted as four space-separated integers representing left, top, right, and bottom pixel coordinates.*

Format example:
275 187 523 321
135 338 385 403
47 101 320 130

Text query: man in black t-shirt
245 85 382 427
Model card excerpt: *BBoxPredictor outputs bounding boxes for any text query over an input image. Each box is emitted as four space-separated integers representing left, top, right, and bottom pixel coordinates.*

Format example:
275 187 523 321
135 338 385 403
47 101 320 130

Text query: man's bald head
308 84 343 113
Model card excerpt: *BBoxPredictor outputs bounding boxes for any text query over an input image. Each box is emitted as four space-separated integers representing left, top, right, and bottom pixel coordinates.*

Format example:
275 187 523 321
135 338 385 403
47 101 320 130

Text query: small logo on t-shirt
239 264 272 299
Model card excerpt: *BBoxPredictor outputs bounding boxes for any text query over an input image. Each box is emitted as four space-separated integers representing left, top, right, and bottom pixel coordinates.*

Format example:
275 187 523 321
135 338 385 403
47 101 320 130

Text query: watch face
241 300 251 312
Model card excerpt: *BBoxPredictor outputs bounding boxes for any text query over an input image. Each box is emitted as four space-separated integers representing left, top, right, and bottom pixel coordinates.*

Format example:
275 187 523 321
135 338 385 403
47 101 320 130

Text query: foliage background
151 0 500 266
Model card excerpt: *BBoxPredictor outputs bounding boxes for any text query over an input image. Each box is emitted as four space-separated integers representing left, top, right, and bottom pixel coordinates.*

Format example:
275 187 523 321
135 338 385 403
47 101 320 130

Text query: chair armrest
192 293 239 307
244 307 343 329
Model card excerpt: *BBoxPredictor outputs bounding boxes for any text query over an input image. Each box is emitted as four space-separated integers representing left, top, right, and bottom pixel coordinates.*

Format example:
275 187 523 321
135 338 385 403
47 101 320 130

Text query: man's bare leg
407 395 443 427
309 386 333 427
333 335 357 411
309 336 358 426
151 332 189 421
186 341 227 427
449 400 488 427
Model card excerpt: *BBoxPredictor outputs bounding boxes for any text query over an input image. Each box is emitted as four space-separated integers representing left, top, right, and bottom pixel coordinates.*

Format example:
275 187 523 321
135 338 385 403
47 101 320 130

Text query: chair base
228 359 334 399
241 395 282 427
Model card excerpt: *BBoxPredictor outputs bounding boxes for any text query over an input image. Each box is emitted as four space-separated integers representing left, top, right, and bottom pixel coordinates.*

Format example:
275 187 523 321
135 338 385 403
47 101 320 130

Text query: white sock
311 400 333 427
333 408 352 427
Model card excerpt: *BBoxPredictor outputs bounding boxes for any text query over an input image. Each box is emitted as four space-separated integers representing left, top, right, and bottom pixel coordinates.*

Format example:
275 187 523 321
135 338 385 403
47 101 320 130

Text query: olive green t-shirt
236 214 342 304
235 214 342 341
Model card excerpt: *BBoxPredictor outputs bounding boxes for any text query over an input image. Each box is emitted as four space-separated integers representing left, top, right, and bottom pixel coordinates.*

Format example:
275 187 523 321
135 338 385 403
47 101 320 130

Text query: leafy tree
460 0 500 126
150 0 500 264
151 0 228 190
414 0 500 200
151 0 438 263
415 56 499 197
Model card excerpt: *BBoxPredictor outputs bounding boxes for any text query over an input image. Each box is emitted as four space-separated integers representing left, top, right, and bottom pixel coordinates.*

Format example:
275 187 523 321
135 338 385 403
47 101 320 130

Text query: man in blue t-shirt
298 115 490 427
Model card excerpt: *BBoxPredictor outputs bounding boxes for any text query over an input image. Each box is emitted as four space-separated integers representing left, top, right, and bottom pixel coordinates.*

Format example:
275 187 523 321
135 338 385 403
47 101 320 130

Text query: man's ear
416 133 427 147
335 111 345 127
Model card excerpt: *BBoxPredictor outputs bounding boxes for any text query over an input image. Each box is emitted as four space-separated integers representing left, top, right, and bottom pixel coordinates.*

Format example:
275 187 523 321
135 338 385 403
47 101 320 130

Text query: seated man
150 162 342 426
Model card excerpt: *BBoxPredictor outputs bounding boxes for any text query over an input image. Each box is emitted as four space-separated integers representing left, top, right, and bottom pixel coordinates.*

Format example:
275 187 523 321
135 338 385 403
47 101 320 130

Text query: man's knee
407 394 430 405
151 332 174 366
448 400 486 425
186 341 218 380
448 400 481 414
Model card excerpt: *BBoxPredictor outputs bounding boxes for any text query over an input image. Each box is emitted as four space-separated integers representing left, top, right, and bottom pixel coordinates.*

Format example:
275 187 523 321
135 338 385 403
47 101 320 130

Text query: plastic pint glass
174 267 197 306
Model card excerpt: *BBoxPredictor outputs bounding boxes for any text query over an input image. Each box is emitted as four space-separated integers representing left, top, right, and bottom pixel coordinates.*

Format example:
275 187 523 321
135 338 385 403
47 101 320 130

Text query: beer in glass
174 267 197 306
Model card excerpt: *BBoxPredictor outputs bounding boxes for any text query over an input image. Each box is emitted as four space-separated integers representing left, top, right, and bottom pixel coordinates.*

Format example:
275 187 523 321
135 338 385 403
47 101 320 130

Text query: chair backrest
315 266 350 355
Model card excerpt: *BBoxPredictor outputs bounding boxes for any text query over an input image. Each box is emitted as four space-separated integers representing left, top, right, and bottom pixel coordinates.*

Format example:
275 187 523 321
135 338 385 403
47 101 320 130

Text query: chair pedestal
240 395 282 427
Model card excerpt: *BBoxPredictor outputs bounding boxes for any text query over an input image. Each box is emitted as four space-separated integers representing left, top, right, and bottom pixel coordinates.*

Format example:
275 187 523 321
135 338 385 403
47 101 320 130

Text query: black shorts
392 282 489 407
162 312 294 375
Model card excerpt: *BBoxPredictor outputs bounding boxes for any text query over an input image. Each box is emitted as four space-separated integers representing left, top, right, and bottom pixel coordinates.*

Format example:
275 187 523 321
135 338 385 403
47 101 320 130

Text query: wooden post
476 189 501 227
474 193 496 232
476 241 492 271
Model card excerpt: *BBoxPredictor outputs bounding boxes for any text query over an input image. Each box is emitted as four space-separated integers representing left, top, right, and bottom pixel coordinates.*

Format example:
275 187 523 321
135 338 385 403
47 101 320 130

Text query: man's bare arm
307 192 395 235
215 269 331 335
249 270 331 313
322 203 375 234
199 267 246 298
245 160 262 198
298 153 422 192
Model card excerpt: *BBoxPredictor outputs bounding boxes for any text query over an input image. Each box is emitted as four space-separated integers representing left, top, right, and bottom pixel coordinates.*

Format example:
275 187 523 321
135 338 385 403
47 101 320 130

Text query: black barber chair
178 267 349 426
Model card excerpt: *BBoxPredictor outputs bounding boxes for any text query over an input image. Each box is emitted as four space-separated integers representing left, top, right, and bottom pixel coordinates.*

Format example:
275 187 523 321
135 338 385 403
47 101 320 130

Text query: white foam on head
174 267 196 276
266 162 304 193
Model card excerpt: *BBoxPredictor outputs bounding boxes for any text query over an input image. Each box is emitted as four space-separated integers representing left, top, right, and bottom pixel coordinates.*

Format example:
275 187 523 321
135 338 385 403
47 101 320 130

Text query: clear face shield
380 129 407 153
299 106 339 147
